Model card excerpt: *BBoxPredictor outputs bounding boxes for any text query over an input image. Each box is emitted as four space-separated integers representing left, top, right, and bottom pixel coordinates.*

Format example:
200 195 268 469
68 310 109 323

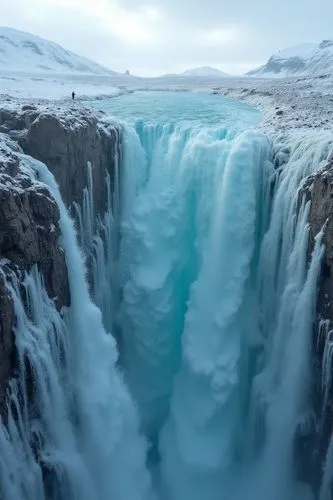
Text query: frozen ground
212 74 333 133
0 70 332 134
0 72 128 100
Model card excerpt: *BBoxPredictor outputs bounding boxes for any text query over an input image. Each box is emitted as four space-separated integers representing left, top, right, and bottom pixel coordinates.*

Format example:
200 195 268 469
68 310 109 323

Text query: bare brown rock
0 102 121 418
0 104 121 217
296 154 333 492
0 135 70 412
0 274 14 414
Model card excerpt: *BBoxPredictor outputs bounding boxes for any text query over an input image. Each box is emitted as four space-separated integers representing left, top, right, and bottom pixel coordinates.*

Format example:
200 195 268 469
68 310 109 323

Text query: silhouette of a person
72 91 75 100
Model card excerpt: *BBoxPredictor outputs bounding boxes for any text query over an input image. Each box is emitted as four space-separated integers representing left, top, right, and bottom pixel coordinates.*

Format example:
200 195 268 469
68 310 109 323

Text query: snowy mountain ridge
248 40 333 77
182 66 229 77
0 27 117 75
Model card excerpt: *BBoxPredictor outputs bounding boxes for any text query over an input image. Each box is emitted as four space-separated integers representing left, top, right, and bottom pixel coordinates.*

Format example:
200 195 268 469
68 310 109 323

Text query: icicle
320 430 333 500
0 267 94 500
71 152 119 333
319 320 333 418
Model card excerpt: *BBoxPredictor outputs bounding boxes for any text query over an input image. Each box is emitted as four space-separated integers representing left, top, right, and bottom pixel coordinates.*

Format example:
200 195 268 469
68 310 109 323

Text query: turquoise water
90 90 260 129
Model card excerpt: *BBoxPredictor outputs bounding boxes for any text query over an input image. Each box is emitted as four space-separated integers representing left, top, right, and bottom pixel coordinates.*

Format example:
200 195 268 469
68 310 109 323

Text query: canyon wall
0 103 120 413
298 154 333 492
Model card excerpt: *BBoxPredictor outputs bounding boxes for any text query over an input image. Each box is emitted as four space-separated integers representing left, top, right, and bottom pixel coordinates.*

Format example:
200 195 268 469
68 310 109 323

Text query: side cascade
72 145 121 334
0 151 152 500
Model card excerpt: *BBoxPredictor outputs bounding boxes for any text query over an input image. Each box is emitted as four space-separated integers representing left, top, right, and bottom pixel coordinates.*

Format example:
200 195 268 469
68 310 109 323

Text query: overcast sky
0 0 332 76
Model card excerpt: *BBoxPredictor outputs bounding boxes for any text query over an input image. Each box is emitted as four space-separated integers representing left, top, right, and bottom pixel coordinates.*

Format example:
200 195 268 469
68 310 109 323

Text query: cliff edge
0 103 120 413
297 154 333 491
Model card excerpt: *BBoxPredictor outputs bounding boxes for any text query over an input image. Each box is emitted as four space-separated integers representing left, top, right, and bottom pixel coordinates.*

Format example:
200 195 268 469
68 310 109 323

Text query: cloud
0 0 163 45
1 0 333 76
200 29 238 46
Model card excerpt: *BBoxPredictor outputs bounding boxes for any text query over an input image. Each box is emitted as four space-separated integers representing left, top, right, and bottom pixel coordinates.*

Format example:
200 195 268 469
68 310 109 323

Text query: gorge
0 91 333 500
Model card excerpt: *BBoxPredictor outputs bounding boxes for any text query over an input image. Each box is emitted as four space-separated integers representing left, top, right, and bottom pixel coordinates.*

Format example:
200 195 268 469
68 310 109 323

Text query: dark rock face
0 273 14 415
320 40 333 50
0 134 70 412
0 135 70 306
247 56 306 76
297 154 333 493
0 104 121 216
265 56 307 75
0 104 120 416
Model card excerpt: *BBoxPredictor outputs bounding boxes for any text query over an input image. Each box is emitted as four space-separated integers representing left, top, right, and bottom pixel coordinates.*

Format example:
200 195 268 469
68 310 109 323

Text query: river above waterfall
90 90 260 128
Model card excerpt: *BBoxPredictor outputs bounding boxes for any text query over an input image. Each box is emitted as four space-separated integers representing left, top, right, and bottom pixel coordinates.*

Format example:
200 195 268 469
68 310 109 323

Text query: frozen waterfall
118 120 332 500
0 153 152 500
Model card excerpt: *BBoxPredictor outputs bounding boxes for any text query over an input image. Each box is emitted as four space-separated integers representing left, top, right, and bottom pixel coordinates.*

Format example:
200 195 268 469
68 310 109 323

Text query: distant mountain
182 66 229 77
0 27 117 75
159 73 180 78
248 40 333 77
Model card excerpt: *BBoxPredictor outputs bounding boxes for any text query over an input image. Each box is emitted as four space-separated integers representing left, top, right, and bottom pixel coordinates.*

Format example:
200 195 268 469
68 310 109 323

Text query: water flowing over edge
118 123 333 500
0 113 332 500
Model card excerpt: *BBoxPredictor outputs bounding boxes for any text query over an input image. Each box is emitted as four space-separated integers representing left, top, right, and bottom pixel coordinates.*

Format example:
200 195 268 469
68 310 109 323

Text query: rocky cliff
0 134 70 413
297 154 333 492
0 103 121 414
0 103 120 215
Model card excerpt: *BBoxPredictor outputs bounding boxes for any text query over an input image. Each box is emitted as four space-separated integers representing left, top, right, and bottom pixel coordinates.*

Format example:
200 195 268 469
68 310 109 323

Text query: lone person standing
72 91 75 100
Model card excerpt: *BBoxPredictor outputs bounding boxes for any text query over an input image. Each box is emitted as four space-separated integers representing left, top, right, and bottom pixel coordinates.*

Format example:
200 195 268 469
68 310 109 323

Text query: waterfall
1 93 333 500
118 121 333 500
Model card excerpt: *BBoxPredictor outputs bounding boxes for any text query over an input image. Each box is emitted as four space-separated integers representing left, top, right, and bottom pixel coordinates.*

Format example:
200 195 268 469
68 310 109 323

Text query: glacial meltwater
1 90 333 500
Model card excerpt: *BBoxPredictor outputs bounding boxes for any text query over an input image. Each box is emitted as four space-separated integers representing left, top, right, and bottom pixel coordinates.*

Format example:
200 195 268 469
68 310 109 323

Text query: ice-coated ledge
0 134 70 413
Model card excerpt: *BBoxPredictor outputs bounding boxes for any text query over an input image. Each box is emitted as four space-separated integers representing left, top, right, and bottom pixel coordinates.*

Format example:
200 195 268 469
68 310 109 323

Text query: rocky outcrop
0 103 120 216
297 154 333 492
0 273 14 415
0 134 70 413
0 103 120 414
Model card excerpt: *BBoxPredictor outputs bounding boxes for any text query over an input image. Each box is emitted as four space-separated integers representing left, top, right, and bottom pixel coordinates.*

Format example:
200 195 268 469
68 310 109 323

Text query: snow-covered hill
0 27 117 75
183 66 229 77
248 40 333 77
